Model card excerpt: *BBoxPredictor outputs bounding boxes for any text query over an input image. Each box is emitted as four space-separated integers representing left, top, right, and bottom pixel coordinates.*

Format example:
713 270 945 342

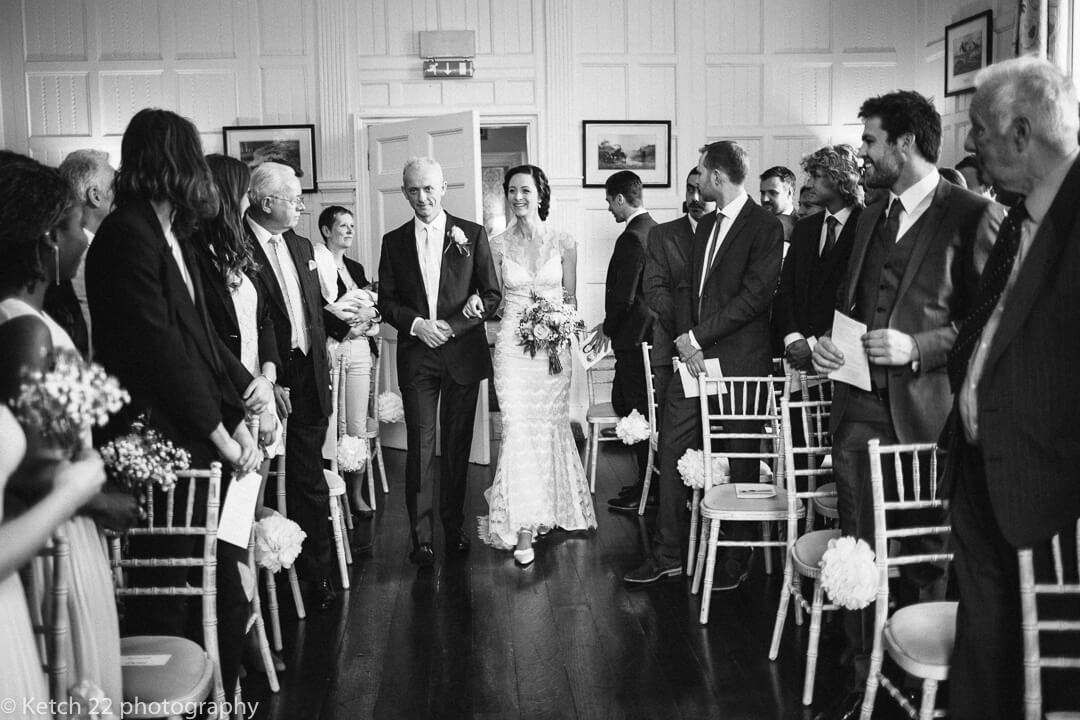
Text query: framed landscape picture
944 10 993 97
223 123 318 192
582 120 671 188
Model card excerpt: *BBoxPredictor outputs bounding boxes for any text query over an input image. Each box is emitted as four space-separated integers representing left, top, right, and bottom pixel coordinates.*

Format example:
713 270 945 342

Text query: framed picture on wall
223 124 318 192
582 120 671 188
944 10 993 97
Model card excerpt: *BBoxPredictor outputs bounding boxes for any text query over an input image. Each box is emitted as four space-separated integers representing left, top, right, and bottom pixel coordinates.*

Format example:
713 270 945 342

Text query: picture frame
222 123 318 192
944 10 993 97
582 120 671 188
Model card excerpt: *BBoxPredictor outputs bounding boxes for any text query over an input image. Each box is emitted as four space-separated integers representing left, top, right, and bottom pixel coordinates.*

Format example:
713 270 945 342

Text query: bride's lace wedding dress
477 222 597 550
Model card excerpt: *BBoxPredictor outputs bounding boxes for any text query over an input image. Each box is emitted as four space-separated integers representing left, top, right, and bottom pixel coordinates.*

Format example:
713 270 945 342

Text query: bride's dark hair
503 164 550 221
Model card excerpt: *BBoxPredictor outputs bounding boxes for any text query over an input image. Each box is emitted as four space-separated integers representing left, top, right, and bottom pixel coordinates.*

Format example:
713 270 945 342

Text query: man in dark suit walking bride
378 157 501 567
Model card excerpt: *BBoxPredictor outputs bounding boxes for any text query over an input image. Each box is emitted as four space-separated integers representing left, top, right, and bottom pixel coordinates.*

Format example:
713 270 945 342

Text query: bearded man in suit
624 141 783 587
378 157 501 568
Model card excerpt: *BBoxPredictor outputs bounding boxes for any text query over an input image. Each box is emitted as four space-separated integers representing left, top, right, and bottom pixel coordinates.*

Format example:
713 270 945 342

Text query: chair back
368 336 383 422
696 374 785 490
585 355 617 407
640 342 659 443
780 374 834 532
1019 519 1080 720
22 527 71 708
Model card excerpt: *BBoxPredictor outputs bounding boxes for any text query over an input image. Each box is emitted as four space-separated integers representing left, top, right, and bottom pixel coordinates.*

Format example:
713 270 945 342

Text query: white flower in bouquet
819 536 878 610
615 409 651 445
533 324 552 341
337 434 369 472
254 512 307 573
377 391 405 423
677 449 731 489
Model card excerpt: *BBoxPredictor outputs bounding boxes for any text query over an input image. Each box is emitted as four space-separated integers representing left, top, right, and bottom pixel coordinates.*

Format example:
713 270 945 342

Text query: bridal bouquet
99 415 191 517
254 511 307 573
819 536 878 610
517 293 586 375
12 348 129 455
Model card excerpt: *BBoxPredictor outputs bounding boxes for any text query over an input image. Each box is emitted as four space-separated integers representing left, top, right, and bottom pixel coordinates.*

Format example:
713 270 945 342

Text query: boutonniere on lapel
307 259 318 271
444 225 471 257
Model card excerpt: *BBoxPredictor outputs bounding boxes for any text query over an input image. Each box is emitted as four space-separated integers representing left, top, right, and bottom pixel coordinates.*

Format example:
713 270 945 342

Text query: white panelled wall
0 0 1017 420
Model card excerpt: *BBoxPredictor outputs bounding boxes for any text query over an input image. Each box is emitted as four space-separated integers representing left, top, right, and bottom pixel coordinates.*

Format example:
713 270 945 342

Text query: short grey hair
248 161 296 203
58 149 111 200
402 156 443 184
974 56 1079 154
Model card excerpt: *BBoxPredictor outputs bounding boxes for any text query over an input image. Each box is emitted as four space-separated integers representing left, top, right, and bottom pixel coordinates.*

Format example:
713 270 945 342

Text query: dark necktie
947 202 1029 388
878 198 903 247
821 215 839 256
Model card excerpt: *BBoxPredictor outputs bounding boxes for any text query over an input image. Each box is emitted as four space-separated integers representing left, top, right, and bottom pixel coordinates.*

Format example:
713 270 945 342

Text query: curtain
1015 0 1067 66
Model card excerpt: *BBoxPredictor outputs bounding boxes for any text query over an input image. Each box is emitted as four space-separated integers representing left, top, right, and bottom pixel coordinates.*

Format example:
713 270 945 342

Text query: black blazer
244 221 332 419
772 207 861 347
684 199 784 376
603 211 658 351
323 256 369 341
642 215 695 366
942 156 1080 548
831 180 999 445
377 213 501 386
189 234 280 374
86 200 248 459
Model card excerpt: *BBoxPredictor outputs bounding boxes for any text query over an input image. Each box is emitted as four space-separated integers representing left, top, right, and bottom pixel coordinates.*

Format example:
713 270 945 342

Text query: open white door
365 111 490 464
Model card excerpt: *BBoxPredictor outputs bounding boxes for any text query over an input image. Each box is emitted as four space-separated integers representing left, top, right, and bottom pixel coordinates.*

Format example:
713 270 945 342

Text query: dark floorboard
241 438 914 720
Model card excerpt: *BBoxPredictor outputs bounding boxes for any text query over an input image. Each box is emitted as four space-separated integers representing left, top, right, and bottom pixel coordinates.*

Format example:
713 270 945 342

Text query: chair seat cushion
120 635 214 713
883 601 957 681
700 484 794 520
587 402 618 422
792 528 842 577
812 482 839 518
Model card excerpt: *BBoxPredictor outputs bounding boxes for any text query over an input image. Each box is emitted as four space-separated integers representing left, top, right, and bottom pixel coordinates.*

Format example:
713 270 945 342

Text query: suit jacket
642 215 695 366
189 235 280 374
778 212 797 243
943 156 1080 548
377 213 501 386
245 221 332 418
86 200 248 457
684 201 784 376
43 278 89 357
603 212 657 352
830 179 1000 444
772 207 861 347
323 256 370 342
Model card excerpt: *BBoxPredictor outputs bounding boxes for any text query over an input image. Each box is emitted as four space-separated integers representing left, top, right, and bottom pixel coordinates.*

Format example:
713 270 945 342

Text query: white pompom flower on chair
254 512 307 573
677 449 732 489
377 391 405 423
615 409 650 445
819 536 878 610
337 434 369 473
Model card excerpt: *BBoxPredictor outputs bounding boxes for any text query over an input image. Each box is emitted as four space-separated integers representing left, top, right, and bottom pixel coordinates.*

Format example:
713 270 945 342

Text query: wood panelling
99 71 164 135
22 0 87 62
706 0 764 55
26 72 91 136
173 1 237 60
96 0 161 61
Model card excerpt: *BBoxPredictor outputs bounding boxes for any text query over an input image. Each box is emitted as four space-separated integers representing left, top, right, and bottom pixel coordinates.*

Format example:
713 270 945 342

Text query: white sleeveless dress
477 223 597 550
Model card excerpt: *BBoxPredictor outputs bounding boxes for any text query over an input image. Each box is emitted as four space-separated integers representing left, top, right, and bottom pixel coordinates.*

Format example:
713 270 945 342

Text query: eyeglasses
269 195 305 209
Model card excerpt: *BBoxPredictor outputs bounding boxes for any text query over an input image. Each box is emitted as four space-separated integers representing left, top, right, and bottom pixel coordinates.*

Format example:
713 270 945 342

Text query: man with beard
810 91 1001 720
608 167 716 512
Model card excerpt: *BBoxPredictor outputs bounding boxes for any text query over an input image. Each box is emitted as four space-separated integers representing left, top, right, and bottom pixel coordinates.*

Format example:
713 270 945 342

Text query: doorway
480 125 529 238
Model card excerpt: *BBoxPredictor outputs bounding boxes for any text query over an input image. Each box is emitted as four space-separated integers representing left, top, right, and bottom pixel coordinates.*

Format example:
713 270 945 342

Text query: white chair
1019 519 1080 720
583 356 620 494
324 469 352 590
110 464 225 718
361 336 389 500
860 440 955 720
244 530 279 693
690 374 790 624
636 342 661 515
768 374 839 706
23 527 71 706
261 418 306 654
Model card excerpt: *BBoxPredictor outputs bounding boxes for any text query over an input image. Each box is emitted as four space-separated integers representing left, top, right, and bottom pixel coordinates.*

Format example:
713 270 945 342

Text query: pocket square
308 259 317 271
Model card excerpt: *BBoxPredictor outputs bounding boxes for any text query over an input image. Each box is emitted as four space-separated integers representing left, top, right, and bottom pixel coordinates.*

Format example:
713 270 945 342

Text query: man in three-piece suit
244 162 337 612
944 57 1080 720
773 144 864 372
589 170 657 512
625 141 783 587
378 157 501 568
811 91 1001 720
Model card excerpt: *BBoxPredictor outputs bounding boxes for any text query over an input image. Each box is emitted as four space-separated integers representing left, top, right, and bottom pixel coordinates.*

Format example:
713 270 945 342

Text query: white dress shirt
782 205 855 349
163 225 194 302
247 216 309 354
690 191 749 349
409 211 447 336
889 169 940 242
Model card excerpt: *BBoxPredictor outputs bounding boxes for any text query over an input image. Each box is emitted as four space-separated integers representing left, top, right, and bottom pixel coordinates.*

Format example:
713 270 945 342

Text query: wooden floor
241 439 864 720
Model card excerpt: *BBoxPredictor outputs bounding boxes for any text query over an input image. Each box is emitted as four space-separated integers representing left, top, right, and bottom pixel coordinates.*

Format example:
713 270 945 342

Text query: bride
475 164 596 566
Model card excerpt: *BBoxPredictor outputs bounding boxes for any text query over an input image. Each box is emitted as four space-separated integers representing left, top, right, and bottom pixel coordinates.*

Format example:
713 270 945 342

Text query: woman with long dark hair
85 107 267 697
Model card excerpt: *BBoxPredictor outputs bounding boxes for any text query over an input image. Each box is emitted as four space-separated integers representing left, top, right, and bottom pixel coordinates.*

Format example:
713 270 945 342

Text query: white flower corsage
445 225 471 257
